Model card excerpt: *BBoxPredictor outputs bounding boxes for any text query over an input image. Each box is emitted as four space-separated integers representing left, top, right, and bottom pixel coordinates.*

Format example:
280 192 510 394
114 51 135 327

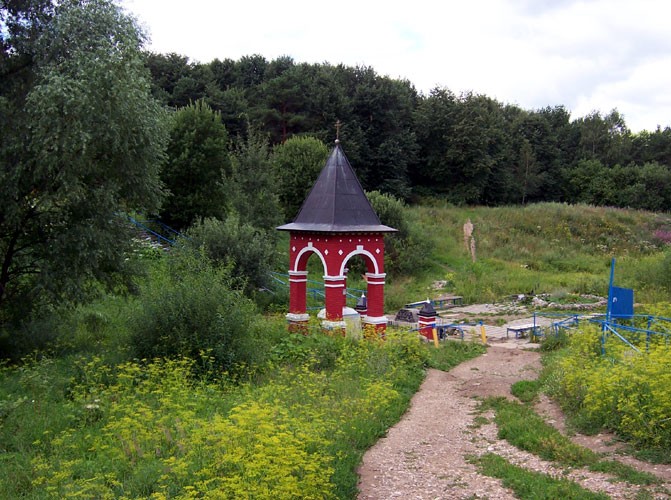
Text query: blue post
603 258 616 355
606 258 616 323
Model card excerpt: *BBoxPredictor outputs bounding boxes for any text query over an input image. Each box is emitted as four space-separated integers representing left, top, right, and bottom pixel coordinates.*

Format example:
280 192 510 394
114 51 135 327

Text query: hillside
384 202 671 309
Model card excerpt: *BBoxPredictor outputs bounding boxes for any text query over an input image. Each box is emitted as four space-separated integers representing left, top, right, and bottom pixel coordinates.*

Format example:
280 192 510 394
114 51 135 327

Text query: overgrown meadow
385 201 671 308
3 201 671 498
0 249 484 499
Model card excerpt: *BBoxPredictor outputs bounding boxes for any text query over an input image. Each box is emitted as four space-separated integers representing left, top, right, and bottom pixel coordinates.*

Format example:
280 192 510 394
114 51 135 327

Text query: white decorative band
365 273 387 279
363 316 389 325
324 282 345 288
289 277 308 283
286 313 310 322
366 280 385 286
323 275 346 281
288 270 308 276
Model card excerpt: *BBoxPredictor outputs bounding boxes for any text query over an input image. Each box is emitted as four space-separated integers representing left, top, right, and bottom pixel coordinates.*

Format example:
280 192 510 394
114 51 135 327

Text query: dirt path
357 345 671 499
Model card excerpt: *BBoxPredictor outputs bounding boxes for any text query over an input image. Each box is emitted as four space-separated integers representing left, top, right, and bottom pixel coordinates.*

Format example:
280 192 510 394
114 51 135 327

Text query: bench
433 295 464 309
506 323 540 339
404 295 464 310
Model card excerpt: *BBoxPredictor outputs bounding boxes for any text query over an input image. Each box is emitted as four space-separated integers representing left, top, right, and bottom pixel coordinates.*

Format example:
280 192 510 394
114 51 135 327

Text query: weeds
0 322 483 498
556 326 671 454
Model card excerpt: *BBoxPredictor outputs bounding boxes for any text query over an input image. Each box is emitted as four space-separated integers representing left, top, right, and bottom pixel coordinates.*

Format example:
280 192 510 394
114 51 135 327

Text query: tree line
146 52 671 210
2 0 669 343
0 0 425 343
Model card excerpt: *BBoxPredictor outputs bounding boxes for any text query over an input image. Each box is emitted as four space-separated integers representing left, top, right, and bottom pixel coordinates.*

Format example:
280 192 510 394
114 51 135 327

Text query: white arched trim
340 245 380 276
293 243 327 273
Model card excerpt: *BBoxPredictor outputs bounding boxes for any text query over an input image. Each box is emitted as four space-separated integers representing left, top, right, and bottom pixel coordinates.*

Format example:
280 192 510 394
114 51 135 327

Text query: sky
120 0 671 133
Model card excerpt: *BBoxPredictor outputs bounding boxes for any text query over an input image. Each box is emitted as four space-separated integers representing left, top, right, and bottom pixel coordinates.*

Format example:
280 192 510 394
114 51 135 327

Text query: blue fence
536 311 671 355
128 216 185 246
268 272 365 309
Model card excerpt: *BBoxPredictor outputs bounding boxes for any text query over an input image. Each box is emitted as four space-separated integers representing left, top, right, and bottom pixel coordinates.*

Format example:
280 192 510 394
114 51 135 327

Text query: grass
274 201 671 315
510 379 543 403
421 340 486 371
471 453 609 500
635 448 671 465
387 202 671 306
480 397 659 486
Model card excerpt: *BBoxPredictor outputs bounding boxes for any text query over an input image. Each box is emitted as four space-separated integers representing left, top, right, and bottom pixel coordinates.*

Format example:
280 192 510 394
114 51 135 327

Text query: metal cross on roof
335 119 341 143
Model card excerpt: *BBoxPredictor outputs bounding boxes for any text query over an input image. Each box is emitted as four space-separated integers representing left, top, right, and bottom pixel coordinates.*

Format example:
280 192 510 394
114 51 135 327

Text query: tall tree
256 60 311 143
0 0 167 324
236 54 268 87
415 89 509 204
413 87 459 193
510 109 561 202
347 67 418 199
161 100 230 230
272 136 329 220
144 52 192 104
631 126 671 168
229 127 283 231
516 139 541 204
538 105 579 200
576 109 631 167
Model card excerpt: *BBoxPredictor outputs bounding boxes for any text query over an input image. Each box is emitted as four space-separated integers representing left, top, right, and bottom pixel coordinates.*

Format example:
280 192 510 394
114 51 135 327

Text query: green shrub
0 315 61 361
540 331 570 351
129 252 257 374
184 215 277 293
27 358 336 499
367 190 431 276
269 329 343 372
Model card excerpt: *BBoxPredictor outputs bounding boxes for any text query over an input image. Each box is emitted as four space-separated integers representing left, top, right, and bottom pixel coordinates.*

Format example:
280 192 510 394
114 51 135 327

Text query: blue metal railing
535 311 671 355
268 271 366 309
128 216 186 246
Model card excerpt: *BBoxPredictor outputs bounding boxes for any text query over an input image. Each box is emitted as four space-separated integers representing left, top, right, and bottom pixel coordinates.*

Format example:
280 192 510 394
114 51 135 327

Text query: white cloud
121 0 671 131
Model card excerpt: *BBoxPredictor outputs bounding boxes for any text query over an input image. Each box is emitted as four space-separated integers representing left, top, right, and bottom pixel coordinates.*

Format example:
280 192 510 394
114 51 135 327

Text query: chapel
277 138 396 332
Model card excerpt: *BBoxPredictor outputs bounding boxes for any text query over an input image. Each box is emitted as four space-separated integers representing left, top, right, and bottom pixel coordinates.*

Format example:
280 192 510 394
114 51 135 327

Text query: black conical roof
277 143 396 233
